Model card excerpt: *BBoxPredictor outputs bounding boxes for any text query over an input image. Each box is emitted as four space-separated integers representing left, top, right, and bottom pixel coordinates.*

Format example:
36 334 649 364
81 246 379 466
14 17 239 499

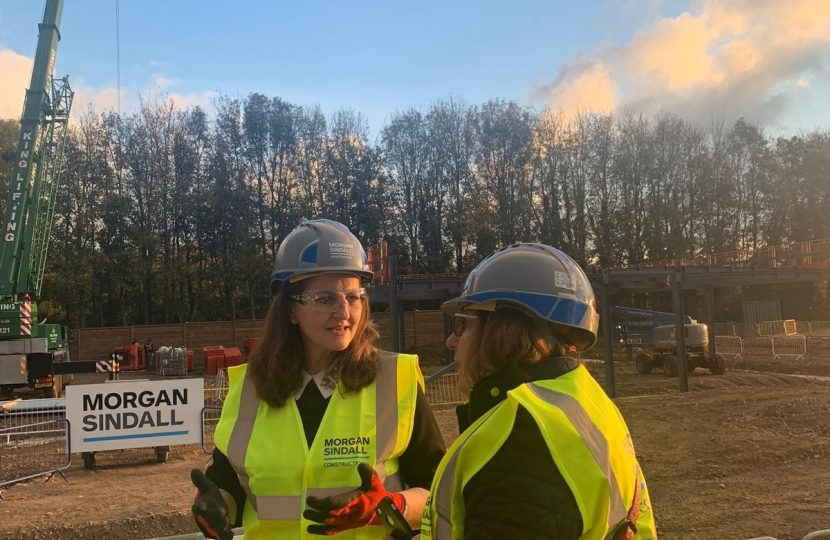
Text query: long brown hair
464 308 568 386
248 279 381 408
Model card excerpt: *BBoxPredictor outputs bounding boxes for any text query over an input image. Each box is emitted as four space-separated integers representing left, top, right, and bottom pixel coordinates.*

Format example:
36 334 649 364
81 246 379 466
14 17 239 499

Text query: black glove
190 469 235 540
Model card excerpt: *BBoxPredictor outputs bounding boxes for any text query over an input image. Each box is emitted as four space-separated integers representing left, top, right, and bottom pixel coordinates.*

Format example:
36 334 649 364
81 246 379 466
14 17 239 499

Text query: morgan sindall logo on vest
322 435 371 468
328 242 355 259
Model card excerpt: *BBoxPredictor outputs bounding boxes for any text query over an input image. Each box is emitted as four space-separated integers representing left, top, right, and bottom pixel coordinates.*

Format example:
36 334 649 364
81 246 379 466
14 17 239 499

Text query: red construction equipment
203 346 225 375
242 337 260 357
224 347 243 367
113 345 145 371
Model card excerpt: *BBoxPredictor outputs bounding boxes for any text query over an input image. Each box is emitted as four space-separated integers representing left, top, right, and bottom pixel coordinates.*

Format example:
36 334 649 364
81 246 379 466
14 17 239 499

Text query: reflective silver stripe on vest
432 409 495 540
373 351 400 488
255 495 303 520
227 370 261 513
225 352 404 522
526 383 629 536
431 383 630 540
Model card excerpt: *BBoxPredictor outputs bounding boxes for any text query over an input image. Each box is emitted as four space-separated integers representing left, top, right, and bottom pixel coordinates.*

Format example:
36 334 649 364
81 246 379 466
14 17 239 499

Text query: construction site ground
3 351 830 540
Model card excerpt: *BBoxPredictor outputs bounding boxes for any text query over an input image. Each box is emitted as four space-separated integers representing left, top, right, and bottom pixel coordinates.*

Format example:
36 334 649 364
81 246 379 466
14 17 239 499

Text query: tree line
1 93 829 328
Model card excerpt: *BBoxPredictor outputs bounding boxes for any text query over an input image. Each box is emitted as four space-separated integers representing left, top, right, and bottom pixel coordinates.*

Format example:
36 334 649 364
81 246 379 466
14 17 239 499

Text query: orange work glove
303 462 407 536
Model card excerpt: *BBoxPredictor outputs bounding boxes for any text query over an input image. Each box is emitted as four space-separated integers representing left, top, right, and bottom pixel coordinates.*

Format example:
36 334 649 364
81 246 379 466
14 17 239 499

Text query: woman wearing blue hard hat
189 219 446 540
419 243 657 540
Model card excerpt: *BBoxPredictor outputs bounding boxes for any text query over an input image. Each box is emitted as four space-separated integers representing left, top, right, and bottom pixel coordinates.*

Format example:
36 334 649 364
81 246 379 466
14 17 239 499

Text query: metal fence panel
201 370 228 454
201 406 222 454
0 416 69 488
714 323 736 336
715 336 743 362
425 371 464 407
734 322 759 338
758 320 784 336
741 337 774 356
742 300 782 324
772 335 807 360
808 321 830 335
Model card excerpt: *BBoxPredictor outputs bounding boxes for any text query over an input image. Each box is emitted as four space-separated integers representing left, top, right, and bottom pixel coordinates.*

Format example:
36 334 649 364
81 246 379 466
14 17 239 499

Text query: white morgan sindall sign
66 379 204 452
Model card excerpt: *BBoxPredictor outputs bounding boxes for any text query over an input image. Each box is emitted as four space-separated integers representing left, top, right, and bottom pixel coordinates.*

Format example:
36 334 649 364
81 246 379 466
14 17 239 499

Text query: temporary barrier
714 323 736 336
202 369 229 454
808 321 830 335
0 398 70 488
113 345 146 371
201 405 222 454
203 346 225 376
715 335 743 364
425 363 465 407
772 335 808 361
223 347 243 368
758 320 782 336
96 359 120 373
204 369 228 407
742 337 774 357
755 319 798 336
733 322 759 338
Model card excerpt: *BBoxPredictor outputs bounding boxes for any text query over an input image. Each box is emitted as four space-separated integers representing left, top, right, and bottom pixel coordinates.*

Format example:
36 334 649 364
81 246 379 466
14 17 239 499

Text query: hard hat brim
442 290 598 351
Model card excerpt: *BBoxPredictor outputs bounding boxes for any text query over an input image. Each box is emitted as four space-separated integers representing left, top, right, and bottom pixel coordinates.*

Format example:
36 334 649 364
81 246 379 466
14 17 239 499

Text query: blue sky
1 0 828 138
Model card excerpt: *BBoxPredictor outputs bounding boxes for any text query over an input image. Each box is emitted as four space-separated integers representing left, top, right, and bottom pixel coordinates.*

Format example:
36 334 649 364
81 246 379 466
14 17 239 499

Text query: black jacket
454 357 584 540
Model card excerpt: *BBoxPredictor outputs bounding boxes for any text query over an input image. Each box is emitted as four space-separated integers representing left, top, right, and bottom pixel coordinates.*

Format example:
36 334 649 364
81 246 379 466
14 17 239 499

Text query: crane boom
0 0 68 299
0 0 83 399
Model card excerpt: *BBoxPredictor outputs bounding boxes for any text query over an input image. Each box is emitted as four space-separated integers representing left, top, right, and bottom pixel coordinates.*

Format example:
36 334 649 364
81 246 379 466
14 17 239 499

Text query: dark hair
464 309 569 385
247 279 381 408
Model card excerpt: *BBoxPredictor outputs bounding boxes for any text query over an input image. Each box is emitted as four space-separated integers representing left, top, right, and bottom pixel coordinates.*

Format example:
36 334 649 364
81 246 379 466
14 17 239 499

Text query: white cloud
150 74 179 90
0 46 216 121
533 57 617 122
0 48 34 119
70 77 131 117
166 90 218 111
534 0 830 126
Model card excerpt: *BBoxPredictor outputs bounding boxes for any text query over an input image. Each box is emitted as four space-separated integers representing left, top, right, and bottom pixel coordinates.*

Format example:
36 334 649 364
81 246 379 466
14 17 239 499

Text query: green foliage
25 91 830 327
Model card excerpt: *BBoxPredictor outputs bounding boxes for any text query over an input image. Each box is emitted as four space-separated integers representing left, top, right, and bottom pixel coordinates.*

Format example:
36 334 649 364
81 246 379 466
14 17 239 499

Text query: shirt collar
294 369 336 400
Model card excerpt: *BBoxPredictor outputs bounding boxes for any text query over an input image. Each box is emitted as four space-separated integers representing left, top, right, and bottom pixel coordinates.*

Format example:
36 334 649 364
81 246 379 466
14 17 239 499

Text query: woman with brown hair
419 243 657 540
189 219 445 540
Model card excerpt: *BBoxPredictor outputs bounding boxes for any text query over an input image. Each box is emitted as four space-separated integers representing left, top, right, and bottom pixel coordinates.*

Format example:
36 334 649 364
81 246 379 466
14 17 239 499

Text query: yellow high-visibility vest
214 351 424 540
420 364 657 540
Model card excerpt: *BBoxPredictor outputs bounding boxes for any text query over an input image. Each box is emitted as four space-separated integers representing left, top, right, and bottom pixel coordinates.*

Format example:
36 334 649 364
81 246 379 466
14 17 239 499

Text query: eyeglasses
453 313 480 336
290 289 367 312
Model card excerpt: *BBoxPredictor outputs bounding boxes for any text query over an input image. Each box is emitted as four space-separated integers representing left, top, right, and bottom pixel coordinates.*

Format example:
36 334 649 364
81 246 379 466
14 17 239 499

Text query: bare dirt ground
3 356 830 540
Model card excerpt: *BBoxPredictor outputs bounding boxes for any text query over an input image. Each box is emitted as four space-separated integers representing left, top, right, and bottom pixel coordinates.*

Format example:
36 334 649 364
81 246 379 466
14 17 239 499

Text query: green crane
0 0 75 397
